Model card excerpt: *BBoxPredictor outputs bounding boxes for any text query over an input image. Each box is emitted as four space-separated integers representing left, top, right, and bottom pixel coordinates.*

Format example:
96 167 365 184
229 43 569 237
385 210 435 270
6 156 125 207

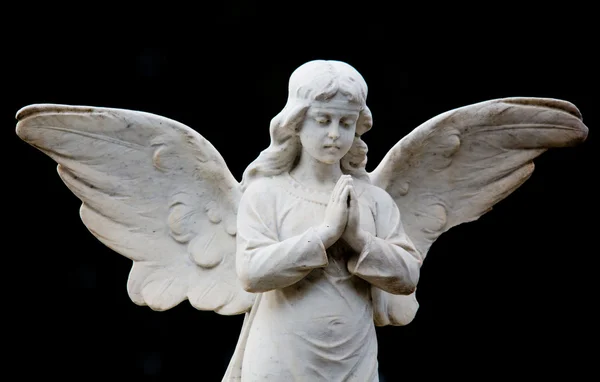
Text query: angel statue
15 59 588 381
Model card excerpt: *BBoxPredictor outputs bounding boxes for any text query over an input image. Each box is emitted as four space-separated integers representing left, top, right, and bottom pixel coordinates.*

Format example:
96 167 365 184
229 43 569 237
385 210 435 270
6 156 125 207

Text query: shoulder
241 174 288 201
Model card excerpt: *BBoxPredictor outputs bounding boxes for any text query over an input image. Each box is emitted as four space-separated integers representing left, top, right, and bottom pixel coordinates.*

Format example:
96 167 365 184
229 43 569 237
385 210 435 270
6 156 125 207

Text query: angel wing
368 97 588 326
370 97 588 259
16 104 255 314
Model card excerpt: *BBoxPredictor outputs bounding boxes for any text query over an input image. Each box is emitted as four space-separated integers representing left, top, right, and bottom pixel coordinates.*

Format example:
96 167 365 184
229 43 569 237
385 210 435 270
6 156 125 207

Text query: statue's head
240 60 372 191
282 60 372 137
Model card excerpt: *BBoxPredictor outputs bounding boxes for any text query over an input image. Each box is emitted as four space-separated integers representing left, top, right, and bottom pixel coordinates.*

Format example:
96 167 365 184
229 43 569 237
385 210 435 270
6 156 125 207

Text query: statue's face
298 93 359 165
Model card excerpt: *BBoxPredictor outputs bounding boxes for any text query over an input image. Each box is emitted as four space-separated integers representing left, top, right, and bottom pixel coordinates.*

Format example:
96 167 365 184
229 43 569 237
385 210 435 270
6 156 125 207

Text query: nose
327 123 340 140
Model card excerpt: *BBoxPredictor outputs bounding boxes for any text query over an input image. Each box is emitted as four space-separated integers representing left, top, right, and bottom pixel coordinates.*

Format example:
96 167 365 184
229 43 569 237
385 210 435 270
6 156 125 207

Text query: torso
241 173 380 382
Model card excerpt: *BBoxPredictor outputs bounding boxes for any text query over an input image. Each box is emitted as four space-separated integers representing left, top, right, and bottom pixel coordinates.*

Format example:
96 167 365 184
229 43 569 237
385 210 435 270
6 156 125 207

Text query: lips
323 144 340 149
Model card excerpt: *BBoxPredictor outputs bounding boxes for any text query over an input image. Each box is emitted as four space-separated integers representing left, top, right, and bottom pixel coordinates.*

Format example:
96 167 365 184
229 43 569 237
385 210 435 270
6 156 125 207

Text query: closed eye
341 119 356 128
315 117 330 125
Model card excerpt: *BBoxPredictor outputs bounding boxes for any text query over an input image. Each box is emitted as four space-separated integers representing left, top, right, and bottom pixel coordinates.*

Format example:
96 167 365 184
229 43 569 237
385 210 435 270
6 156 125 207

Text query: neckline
283 172 331 205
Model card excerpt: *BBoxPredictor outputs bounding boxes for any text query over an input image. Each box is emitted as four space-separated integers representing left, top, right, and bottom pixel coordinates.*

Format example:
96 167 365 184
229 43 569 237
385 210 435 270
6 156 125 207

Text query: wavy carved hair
240 60 373 191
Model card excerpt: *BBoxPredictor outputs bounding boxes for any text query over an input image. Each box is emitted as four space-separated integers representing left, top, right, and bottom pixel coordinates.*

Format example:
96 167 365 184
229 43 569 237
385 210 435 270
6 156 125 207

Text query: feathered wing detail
16 104 255 314
370 97 588 259
368 97 588 325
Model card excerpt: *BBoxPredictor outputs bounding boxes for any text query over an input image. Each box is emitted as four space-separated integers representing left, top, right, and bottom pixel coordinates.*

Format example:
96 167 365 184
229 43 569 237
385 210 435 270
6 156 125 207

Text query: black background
6 11 598 382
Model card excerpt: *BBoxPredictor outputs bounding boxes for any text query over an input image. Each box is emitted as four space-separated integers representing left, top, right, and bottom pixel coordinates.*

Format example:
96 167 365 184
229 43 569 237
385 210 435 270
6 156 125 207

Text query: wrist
316 224 338 248
344 229 369 253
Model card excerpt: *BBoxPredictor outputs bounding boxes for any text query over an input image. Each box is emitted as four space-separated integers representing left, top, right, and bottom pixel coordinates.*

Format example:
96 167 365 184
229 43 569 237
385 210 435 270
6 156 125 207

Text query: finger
339 184 351 206
348 186 357 211
351 187 359 214
335 174 349 186
342 175 353 190
331 176 345 201
347 186 360 227
346 176 354 194
333 176 350 202
337 175 349 186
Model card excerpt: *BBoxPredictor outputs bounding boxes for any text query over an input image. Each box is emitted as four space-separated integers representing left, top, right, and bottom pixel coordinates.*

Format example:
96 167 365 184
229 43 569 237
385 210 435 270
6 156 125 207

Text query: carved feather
16 104 254 314
370 97 588 260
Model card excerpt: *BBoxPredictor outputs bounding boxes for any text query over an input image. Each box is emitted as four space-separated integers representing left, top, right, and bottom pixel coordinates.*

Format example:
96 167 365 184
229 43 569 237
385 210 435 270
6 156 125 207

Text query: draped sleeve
347 185 422 295
235 180 329 293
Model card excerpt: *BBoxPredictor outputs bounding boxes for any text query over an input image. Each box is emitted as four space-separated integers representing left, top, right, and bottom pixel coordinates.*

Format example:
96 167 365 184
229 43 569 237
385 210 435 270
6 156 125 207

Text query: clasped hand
316 175 368 252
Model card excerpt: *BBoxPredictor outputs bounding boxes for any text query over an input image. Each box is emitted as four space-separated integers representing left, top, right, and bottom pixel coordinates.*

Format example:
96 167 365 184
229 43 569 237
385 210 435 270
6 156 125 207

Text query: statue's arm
235 184 328 293
347 188 422 295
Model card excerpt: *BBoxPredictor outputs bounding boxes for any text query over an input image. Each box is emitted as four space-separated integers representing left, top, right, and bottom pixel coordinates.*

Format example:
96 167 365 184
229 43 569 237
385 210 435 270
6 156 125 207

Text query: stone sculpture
15 60 589 381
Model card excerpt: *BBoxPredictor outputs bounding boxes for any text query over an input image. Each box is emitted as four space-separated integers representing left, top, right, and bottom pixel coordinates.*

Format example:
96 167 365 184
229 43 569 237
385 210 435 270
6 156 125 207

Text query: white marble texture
15 60 588 381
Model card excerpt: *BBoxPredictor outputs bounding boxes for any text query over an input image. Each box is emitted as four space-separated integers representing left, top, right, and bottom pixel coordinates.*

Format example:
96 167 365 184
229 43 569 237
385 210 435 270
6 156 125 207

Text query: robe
223 173 422 381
